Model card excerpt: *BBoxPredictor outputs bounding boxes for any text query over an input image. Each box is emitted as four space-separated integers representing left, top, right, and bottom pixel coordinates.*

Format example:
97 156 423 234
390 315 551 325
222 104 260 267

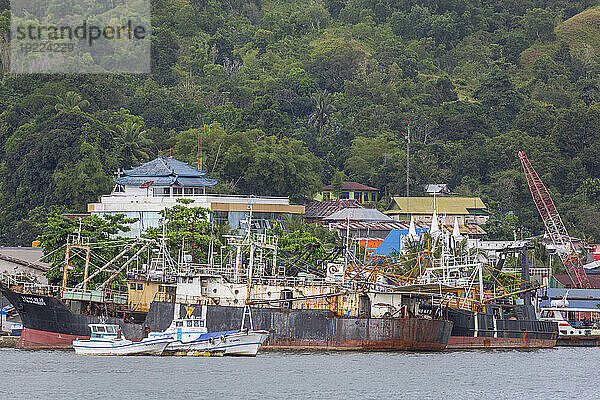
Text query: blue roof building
114 156 217 196
89 156 304 237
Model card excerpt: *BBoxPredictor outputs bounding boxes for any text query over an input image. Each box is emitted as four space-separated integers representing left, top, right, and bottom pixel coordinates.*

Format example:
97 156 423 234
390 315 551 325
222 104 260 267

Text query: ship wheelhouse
540 307 600 336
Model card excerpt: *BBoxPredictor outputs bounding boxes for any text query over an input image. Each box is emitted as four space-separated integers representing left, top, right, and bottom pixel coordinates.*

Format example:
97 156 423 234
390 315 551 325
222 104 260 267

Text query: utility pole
196 125 204 171
406 125 411 218
196 115 203 171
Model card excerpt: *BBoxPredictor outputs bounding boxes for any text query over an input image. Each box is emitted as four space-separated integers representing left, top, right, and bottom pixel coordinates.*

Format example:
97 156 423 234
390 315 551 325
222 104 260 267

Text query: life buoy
329 265 337 274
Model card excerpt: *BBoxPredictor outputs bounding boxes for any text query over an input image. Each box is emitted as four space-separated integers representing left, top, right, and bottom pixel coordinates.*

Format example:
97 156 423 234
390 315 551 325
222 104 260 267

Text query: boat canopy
89 324 120 338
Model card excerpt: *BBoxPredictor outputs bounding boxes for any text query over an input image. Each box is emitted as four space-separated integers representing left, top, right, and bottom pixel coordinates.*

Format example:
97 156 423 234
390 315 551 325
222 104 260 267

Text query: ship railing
247 276 331 287
175 264 337 287
0 272 42 287
1 276 130 305
19 282 63 297
178 264 238 277
61 287 128 305
501 267 552 277
0 272 19 286
153 292 210 305
432 295 481 312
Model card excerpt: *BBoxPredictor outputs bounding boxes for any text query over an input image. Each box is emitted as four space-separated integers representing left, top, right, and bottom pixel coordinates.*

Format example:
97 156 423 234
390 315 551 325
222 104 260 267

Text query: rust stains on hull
447 336 556 349
200 304 454 351
264 340 447 351
557 336 600 347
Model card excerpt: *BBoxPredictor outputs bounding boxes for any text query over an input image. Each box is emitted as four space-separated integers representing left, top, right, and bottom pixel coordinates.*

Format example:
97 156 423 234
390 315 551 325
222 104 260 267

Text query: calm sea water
1 347 596 399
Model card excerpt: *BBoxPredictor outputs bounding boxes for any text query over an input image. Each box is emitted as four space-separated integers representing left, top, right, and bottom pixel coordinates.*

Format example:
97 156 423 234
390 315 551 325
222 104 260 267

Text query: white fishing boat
72 324 170 355
539 296 600 346
148 306 269 356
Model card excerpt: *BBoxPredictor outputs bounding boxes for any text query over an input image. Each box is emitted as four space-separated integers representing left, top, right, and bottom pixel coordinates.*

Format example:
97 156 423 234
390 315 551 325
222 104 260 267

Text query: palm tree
55 91 90 113
114 120 153 163
308 90 335 133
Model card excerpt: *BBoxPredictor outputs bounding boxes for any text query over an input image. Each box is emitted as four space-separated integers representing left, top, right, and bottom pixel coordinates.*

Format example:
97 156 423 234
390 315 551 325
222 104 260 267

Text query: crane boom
518 151 591 288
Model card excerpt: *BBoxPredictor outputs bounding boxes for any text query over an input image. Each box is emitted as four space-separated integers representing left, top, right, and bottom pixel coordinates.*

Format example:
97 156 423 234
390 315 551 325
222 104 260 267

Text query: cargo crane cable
518 151 591 288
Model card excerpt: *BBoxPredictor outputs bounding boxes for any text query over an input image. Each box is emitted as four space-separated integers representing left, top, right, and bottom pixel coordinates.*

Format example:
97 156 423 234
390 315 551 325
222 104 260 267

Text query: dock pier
0 335 18 348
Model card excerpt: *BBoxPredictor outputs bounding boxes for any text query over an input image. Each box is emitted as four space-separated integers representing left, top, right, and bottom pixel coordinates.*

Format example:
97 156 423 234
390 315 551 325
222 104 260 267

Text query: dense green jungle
2 0 600 246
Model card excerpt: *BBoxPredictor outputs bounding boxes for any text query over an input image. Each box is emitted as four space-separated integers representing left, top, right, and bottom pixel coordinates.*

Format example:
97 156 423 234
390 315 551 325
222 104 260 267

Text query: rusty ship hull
1 283 453 351
424 305 558 350
145 302 454 351
0 283 145 349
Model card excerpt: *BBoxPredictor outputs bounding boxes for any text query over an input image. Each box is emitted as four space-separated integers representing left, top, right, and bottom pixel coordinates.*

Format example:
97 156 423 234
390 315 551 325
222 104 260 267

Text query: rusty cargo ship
0 232 453 351
0 281 453 351
364 241 558 349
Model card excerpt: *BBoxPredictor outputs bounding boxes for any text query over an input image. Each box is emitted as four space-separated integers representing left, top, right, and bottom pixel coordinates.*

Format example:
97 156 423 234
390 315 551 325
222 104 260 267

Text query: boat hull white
166 330 269 356
73 338 170 356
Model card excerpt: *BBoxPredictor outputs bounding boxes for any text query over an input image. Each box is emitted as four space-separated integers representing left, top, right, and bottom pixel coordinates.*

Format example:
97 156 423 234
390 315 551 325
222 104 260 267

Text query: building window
371 192 377 201
194 188 204 195
340 192 350 199
137 283 143 290
214 211 228 225
130 283 136 290
173 187 183 196
323 192 330 201
153 187 170 196
184 188 194 195
355 192 363 202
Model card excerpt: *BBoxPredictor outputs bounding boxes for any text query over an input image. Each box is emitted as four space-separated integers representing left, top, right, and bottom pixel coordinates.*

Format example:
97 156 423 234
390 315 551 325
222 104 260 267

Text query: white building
87 157 304 236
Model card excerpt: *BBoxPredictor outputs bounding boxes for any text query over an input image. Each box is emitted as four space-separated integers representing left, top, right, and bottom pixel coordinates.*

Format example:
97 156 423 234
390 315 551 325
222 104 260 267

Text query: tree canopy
1 0 600 244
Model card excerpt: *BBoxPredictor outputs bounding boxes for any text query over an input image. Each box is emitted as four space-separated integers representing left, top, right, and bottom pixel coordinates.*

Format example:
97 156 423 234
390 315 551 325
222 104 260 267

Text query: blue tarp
372 228 429 257
188 330 240 343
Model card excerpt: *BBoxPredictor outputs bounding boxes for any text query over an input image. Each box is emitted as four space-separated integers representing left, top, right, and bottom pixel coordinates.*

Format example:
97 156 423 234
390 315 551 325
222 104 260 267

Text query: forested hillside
1 0 600 245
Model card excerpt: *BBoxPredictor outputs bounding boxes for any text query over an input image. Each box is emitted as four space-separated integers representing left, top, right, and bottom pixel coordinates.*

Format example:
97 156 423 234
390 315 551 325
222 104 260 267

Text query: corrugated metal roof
304 199 362 219
324 208 392 222
123 156 207 177
441 223 486 236
0 248 50 272
321 181 379 191
387 196 488 215
326 221 430 231
540 288 600 308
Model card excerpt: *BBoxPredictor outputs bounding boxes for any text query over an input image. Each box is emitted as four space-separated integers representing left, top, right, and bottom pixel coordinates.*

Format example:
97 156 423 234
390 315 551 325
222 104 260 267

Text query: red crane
518 151 591 288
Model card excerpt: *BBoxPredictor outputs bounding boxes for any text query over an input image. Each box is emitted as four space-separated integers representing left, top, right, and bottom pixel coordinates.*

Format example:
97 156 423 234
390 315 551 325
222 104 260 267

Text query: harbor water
1 348 598 399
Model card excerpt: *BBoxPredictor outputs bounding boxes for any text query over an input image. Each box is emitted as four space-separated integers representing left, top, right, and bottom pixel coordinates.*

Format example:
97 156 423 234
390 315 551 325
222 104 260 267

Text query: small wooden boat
72 324 170 355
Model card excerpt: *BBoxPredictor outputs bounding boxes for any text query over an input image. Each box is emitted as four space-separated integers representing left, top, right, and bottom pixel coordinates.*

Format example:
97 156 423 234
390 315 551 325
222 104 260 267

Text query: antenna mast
406 124 410 219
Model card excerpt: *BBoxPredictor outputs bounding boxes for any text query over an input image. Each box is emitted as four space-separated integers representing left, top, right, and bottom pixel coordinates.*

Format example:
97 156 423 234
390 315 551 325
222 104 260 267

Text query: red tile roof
305 199 362 220
321 181 379 191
